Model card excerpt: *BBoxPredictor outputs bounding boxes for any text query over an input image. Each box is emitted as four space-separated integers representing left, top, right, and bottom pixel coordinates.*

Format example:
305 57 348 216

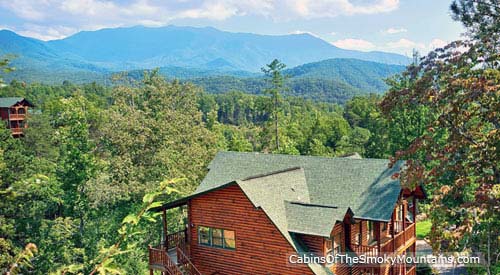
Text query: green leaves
121 214 139 226
381 2 500 272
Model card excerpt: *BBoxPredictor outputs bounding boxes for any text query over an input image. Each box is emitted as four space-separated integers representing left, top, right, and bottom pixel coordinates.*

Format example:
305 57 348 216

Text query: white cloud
282 0 399 18
429 38 447 49
0 0 401 40
330 32 337 36
0 0 48 20
386 38 425 50
17 24 78 40
383 27 407 34
290 30 321 38
386 38 450 54
332 38 376 51
174 2 239 21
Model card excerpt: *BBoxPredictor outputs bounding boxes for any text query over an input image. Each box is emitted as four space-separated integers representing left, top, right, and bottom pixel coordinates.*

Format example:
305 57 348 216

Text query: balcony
10 128 24 135
148 229 202 275
9 113 26 121
349 222 416 257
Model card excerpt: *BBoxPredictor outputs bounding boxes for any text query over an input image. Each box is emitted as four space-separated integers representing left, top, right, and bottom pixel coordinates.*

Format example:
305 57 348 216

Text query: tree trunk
274 95 279 151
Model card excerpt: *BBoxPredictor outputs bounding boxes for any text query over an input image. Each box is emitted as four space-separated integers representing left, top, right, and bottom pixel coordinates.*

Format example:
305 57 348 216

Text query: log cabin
0 97 34 137
149 151 426 275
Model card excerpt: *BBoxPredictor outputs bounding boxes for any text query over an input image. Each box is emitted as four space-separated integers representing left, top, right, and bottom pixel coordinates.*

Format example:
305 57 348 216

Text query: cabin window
367 221 376 243
333 233 342 254
326 233 342 255
355 233 361 245
197 226 235 250
198 226 211 245
382 222 387 231
397 204 404 221
212 228 223 247
223 229 236 249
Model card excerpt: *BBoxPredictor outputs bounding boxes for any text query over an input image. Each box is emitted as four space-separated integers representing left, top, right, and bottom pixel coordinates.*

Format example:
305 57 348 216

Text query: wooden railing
167 229 187 250
148 246 183 275
404 223 415 242
177 246 202 275
9 114 25 120
393 222 415 252
351 222 416 258
349 244 379 257
406 264 416 275
391 221 404 234
10 128 23 135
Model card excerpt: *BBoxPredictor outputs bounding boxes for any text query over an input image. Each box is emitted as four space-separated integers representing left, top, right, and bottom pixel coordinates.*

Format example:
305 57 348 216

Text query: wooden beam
162 209 168 248
376 222 381 251
412 196 417 221
359 220 363 245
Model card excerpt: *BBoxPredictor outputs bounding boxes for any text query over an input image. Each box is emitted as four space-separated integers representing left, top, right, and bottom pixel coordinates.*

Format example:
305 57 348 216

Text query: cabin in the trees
0 97 34 137
149 152 426 275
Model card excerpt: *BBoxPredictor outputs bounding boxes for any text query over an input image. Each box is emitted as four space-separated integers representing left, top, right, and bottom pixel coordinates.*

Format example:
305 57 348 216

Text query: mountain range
0 25 408 102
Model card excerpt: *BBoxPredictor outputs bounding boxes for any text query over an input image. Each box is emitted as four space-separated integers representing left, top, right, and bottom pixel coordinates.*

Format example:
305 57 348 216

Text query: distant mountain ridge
0 26 407 103
1 25 409 73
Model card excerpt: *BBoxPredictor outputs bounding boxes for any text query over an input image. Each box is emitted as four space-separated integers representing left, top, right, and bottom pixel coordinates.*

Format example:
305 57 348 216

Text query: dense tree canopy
381 1 500 273
0 3 498 272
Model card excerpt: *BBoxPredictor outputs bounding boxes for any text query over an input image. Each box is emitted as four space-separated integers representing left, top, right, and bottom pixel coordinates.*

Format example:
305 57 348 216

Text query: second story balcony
349 221 416 257
9 113 26 120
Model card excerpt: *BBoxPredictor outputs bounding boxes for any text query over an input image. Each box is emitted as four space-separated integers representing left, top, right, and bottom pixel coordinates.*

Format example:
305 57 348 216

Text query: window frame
197 226 236 250
197 226 211 246
326 232 342 256
367 221 376 243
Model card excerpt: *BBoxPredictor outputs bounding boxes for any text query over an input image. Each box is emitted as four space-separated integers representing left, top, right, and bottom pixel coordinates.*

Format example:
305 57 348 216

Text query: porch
349 222 416 257
148 229 202 275
148 200 202 275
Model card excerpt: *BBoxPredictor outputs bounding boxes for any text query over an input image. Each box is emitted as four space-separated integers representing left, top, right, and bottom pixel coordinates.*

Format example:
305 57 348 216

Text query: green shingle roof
199 151 403 222
0 97 34 108
285 202 350 237
158 152 404 275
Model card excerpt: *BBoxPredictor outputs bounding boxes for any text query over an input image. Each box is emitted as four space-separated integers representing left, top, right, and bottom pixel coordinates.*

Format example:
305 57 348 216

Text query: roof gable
0 97 35 108
200 151 403 222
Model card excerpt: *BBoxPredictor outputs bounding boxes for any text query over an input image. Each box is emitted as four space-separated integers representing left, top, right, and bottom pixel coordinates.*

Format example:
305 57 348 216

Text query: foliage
7 243 37 275
262 59 287 151
416 261 433 275
0 56 15 86
381 1 500 273
0 21 496 273
416 220 432 240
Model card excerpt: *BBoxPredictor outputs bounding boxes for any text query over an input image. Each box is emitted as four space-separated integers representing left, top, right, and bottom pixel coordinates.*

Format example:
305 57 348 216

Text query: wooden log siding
298 234 324 256
189 185 315 275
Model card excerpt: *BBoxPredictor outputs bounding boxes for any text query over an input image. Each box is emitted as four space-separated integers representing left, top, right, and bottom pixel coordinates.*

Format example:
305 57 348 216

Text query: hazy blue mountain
0 26 406 103
1 25 409 78
0 30 110 83
46 25 409 71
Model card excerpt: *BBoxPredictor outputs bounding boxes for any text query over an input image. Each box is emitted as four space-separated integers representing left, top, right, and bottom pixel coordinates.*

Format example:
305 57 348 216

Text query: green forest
0 1 499 274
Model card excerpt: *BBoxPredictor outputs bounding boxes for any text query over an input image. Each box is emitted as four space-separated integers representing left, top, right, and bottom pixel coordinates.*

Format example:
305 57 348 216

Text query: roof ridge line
285 200 339 209
218 151 396 162
241 166 303 181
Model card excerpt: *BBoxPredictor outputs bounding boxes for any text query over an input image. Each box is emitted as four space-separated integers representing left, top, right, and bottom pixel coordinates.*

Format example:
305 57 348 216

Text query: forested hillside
0 1 498 274
0 70 423 274
121 58 404 104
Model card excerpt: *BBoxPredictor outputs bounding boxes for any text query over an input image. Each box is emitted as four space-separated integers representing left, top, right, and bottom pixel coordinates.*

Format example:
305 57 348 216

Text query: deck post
412 196 416 221
162 209 168 248
376 222 381 251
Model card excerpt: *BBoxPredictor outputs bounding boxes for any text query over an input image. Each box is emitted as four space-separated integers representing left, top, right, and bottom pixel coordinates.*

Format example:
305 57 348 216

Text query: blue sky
0 0 464 56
